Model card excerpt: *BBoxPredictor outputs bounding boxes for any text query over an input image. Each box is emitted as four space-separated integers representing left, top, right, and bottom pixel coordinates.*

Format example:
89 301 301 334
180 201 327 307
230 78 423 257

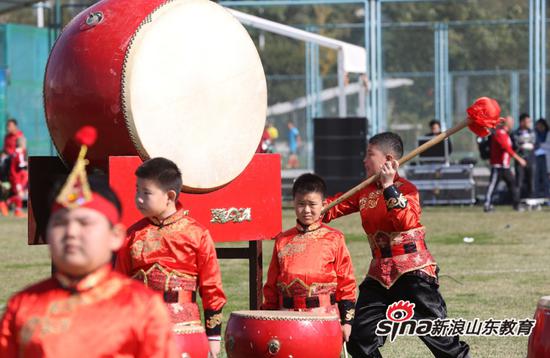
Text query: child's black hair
292 173 327 199
135 157 182 199
368 132 404 159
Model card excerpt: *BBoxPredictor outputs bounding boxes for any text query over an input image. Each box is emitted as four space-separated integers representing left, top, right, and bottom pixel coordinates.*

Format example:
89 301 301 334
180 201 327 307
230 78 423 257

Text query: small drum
44 0 266 192
174 324 209 358
528 296 550 358
225 310 342 358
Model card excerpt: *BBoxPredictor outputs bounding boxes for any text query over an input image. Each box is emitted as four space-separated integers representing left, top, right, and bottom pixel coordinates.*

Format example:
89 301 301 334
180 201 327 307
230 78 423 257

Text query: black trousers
347 275 470 358
484 167 520 208
516 157 535 198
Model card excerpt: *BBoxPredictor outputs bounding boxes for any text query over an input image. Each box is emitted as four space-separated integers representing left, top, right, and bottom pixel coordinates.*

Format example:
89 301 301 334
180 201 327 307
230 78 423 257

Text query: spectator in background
534 118 550 198
426 119 452 155
6 137 28 217
2 118 24 156
286 120 301 169
484 116 526 212
267 120 279 145
256 124 273 154
513 113 536 198
1 118 25 216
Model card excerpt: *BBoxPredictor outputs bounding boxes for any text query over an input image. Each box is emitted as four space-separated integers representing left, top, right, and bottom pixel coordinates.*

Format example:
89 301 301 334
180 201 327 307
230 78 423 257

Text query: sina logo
376 300 433 342
386 300 415 322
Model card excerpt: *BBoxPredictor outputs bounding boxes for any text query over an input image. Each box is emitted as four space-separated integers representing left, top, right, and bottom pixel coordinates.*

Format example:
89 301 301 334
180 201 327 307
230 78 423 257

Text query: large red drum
528 296 550 358
174 325 209 358
225 310 343 358
44 0 267 192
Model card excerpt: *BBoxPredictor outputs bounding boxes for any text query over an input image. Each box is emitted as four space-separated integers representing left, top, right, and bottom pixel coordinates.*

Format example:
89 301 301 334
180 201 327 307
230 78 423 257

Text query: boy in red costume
0 127 178 357
262 173 356 342
6 137 28 217
115 157 226 357
323 132 470 358
0 118 24 216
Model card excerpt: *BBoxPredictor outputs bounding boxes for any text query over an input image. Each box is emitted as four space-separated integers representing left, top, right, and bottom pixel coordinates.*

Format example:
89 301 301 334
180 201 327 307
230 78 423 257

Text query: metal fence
0 24 51 156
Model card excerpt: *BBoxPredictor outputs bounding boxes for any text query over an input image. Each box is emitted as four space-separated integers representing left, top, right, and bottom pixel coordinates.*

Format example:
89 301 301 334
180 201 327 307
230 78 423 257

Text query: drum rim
537 296 550 308
229 310 340 321
120 0 165 164
173 323 206 334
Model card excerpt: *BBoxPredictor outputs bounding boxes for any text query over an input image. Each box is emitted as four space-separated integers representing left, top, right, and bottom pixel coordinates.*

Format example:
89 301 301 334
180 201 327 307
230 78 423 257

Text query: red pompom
466 97 501 137
75 126 97 147
467 121 490 137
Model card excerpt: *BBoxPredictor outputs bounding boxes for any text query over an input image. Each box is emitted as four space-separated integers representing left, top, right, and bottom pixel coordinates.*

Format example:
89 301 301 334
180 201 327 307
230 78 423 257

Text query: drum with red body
225 310 343 358
44 0 266 192
174 325 209 358
528 296 550 358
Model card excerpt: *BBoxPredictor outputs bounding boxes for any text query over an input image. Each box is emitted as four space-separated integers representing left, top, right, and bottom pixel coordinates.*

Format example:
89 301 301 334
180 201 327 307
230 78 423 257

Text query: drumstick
321 97 502 215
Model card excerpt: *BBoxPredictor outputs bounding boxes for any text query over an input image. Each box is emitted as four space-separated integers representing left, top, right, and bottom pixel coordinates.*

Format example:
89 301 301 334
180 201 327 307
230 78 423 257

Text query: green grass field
1 206 549 357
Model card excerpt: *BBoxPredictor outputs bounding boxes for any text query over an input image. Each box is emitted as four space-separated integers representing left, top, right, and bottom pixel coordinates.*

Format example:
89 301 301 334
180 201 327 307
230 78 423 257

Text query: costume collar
55 264 111 293
149 208 186 227
295 219 322 233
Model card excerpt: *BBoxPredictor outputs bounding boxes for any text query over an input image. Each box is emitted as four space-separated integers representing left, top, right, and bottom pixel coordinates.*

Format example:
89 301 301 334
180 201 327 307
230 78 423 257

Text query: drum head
123 0 267 192
230 310 339 321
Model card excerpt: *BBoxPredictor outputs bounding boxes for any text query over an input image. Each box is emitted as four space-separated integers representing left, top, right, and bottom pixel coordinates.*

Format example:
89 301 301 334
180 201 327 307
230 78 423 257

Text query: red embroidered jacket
0 265 179 358
262 221 356 324
115 209 226 336
323 176 437 289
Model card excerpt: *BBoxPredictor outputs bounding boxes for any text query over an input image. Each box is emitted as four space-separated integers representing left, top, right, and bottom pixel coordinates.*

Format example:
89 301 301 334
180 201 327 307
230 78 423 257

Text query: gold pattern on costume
277 228 331 259
277 278 337 297
143 239 162 255
345 309 355 322
20 273 125 346
210 208 252 224
386 193 408 210
277 241 306 258
360 189 382 209
206 313 223 329
131 263 197 291
130 240 144 259
367 227 425 247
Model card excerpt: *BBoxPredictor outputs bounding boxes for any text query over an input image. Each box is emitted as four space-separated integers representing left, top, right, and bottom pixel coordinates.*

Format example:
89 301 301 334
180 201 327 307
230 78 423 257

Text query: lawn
1 206 549 357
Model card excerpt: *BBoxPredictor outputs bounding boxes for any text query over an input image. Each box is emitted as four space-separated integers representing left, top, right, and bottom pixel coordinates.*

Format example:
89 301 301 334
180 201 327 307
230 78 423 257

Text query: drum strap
282 293 336 309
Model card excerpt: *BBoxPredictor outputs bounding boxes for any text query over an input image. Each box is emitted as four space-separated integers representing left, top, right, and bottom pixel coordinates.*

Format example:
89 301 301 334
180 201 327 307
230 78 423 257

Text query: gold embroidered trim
206 313 223 329
345 309 355 322
20 276 127 346
173 324 204 334
131 263 196 291
386 193 408 210
277 228 332 259
277 278 337 297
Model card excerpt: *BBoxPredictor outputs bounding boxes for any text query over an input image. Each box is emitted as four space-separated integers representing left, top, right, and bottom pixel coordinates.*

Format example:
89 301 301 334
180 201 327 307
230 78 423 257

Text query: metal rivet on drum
85 12 103 26
267 338 281 355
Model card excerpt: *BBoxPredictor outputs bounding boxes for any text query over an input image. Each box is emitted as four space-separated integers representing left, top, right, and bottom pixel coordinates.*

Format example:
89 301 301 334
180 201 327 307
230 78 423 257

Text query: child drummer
115 157 226 357
323 132 470 357
262 173 356 342
0 127 179 357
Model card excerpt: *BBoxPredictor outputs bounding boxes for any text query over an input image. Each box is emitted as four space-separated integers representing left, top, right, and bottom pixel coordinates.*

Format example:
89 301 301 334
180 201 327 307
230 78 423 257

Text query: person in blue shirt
286 120 301 169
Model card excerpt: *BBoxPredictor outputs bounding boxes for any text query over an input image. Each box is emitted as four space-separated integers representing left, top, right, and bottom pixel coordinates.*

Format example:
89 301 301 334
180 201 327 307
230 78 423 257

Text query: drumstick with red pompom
321 97 502 215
